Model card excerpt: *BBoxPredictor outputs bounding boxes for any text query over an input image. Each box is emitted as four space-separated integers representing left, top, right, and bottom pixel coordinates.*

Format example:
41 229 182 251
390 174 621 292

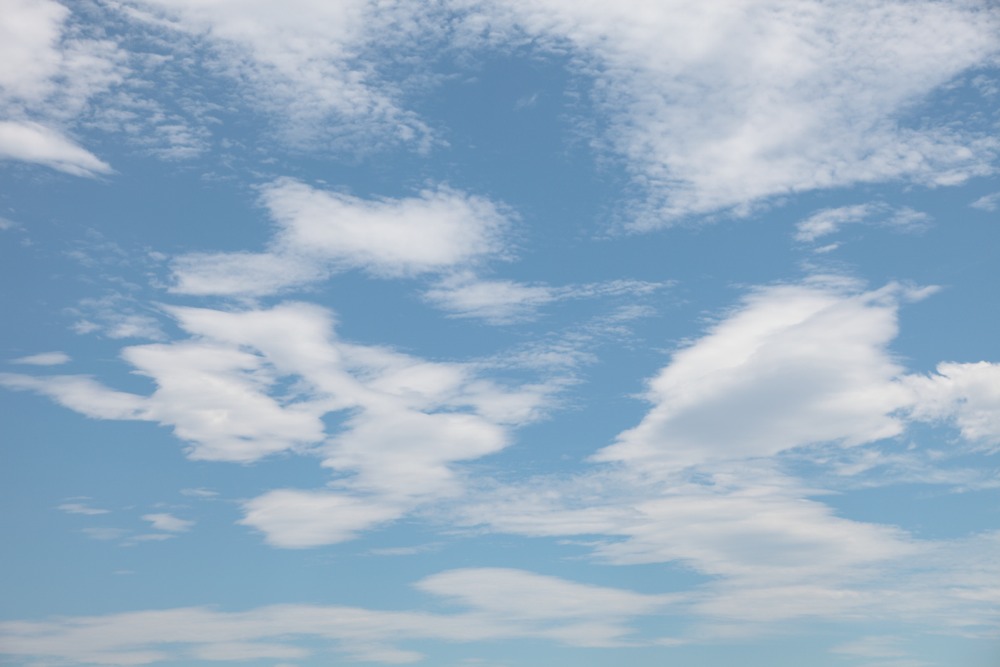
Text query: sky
1 1 999 666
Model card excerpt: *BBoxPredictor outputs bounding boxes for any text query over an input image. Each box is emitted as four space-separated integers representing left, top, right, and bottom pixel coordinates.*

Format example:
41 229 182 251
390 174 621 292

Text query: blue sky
1 1 999 665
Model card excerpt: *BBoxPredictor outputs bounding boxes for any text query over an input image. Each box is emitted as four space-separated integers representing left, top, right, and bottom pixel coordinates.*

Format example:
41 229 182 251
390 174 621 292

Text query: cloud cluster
0 0 123 175
125 0 437 149
457 0 1000 223
2 300 556 545
446 278 1000 633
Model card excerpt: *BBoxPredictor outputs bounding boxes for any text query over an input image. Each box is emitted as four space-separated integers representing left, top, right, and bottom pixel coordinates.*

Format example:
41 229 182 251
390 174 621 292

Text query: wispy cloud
423 273 666 324
795 204 932 243
0 0 124 175
2 300 561 546
457 0 1000 224
0 121 111 177
12 351 70 366
0 568 673 664
57 502 108 516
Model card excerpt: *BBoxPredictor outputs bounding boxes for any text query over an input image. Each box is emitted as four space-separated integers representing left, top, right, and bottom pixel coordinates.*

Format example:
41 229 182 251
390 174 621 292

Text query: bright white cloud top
1 1 998 666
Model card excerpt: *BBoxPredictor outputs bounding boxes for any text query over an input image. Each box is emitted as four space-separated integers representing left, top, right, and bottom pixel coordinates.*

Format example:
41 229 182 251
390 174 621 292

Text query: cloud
2 301 558 544
458 0 1000 224
58 502 108 516
0 0 123 114
593 279 918 472
0 373 148 420
0 568 671 664
904 362 1000 446
11 351 70 366
123 0 435 149
170 179 512 296
446 277 1000 634
794 204 932 243
240 491 403 548
0 0 124 175
0 121 111 176
831 635 909 659
423 273 665 324
970 192 1000 211
142 513 194 533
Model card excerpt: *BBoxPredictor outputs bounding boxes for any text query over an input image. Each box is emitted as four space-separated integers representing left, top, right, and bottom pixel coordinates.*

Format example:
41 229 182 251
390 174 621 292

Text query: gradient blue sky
1 1 999 666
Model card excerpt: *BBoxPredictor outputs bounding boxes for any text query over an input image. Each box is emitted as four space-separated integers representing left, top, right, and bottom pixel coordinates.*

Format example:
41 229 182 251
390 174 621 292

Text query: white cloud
0 0 124 175
0 373 148 420
0 0 123 114
240 491 403 548
123 0 434 149
170 179 512 296
424 274 557 323
0 568 670 664
970 192 1000 211
795 204 931 243
458 0 1000 223
11 351 70 366
594 279 917 472
831 635 908 659
0 120 111 176
58 502 108 516
142 513 194 533
424 273 665 324
904 362 1000 446
2 301 557 544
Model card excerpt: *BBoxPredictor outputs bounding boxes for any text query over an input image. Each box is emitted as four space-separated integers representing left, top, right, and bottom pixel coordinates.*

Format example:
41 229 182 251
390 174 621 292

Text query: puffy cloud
904 362 1000 446
457 0 1000 223
0 568 670 664
142 513 194 533
171 180 512 296
594 279 916 471
240 491 403 548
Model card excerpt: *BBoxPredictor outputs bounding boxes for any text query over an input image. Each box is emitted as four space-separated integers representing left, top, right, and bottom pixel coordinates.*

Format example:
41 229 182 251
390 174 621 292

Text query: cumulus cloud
171 180 512 296
0 568 670 664
457 0 1000 223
